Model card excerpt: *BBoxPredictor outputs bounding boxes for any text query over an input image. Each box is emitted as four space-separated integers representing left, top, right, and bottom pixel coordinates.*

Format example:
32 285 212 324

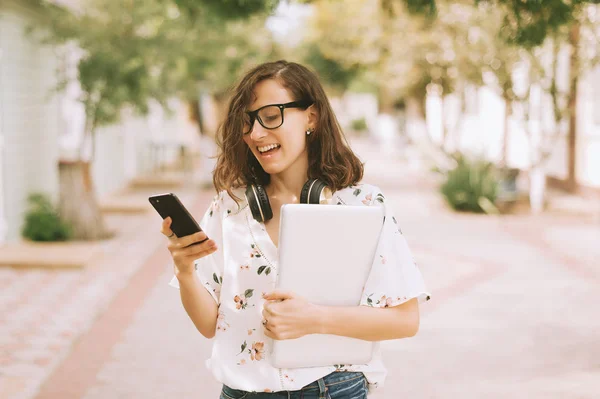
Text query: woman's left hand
262 290 323 340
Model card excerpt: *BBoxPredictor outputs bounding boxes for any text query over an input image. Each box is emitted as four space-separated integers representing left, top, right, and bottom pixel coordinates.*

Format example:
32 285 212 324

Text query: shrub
21 193 72 241
440 153 499 214
350 117 368 132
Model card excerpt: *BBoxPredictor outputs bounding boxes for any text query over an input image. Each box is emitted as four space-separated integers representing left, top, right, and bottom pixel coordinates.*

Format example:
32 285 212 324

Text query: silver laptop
270 204 385 369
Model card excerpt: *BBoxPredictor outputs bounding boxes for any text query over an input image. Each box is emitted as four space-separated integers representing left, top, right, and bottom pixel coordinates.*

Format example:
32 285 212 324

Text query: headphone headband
246 179 329 223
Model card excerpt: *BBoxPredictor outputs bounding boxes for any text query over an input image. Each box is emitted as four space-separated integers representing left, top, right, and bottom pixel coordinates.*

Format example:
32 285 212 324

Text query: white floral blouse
169 183 430 394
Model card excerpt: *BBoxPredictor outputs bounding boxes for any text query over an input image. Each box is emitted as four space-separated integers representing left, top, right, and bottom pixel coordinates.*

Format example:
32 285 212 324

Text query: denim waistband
301 371 365 392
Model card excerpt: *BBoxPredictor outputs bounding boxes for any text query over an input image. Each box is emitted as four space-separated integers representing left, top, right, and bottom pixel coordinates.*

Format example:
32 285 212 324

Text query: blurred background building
0 0 599 242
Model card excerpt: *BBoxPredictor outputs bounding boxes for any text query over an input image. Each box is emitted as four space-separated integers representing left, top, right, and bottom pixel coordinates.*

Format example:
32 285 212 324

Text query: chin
259 163 285 175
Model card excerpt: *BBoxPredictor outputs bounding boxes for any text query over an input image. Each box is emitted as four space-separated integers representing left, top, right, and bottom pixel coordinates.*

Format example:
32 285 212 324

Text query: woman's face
242 79 314 177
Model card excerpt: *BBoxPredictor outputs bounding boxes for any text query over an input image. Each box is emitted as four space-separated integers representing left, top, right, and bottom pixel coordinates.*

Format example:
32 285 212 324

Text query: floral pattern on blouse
169 184 430 394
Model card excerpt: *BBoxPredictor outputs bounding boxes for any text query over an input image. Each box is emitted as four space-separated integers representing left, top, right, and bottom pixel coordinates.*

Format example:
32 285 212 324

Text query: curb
0 242 102 269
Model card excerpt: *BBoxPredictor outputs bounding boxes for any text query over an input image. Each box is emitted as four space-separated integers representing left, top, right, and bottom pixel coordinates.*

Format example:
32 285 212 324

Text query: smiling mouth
257 144 281 154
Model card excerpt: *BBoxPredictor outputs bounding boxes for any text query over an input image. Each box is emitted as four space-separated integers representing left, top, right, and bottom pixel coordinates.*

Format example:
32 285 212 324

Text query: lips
256 143 281 154
256 146 281 161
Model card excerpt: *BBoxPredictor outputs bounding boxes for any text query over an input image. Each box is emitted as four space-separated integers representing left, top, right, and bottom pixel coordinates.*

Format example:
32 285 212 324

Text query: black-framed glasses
243 100 314 135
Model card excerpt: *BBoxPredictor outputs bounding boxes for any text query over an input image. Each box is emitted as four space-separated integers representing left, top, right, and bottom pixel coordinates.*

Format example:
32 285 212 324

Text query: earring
306 128 313 135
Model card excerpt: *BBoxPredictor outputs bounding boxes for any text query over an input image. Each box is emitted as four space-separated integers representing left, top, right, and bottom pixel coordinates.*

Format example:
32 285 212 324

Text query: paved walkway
3 139 599 398
0 184 208 399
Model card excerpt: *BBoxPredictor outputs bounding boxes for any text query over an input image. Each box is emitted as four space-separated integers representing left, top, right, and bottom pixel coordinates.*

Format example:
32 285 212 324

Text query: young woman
162 60 430 399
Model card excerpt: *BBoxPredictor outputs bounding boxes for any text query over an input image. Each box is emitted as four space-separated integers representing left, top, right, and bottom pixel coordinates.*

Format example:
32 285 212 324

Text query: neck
266 155 309 203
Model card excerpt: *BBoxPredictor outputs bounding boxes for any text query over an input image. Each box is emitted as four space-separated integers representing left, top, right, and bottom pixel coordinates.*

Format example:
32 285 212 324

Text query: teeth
258 144 280 153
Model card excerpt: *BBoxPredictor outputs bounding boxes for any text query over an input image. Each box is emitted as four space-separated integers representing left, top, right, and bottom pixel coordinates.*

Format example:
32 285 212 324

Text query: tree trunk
58 160 111 241
566 23 580 193
440 95 447 150
501 95 511 166
212 91 230 137
187 99 204 136
378 83 396 114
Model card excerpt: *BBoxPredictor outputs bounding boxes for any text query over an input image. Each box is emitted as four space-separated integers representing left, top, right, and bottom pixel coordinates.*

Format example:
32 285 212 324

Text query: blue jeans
220 371 368 399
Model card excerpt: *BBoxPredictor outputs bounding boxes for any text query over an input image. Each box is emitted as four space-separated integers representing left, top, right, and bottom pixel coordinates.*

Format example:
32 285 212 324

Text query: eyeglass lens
243 105 283 134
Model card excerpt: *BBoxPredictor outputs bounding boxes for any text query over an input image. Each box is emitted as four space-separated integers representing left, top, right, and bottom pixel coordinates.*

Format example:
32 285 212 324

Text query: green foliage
347 75 378 94
188 15 278 97
402 0 437 16
38 0 278 129
40 0 185 127
22 194 72 242
350 117 368 131
174 0 278 20
308 0 487 106
440 153 499 214
494 0 583 48
403 0 596 47
302 43 361 93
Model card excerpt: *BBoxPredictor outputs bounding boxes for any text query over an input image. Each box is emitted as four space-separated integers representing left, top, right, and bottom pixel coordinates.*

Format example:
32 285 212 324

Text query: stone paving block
0 376 30 399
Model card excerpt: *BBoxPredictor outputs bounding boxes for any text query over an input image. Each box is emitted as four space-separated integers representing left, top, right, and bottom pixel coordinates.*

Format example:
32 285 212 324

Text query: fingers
179 231 209 248
174 239 217 258
160 219 207 246
263 301 279 315
262 320 286 340
164 222 216 259
194 244 218 258
262 314 274 332
263 290 294 301
165 231 209 251
160 217 174 238
263 326 274 339
262 307 272 319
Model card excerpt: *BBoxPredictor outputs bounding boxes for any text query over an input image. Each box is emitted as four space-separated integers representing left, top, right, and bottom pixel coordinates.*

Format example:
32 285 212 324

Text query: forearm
177 271 219 339
316 298 419 341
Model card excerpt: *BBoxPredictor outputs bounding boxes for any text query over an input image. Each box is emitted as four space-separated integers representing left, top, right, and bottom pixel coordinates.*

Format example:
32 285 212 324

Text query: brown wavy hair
213 60 364 203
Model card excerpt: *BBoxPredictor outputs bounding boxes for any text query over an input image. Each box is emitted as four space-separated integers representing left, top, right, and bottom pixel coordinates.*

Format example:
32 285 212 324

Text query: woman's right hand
160 217 218 276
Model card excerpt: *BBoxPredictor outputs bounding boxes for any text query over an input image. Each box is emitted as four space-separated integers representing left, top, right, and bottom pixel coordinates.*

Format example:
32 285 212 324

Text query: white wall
0 1 197 241
0 0 61 242
425 63 600 189
92 99 200 200
576 67 600 187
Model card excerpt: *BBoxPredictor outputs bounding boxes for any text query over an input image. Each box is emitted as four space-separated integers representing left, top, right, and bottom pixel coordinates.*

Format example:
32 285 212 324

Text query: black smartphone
148 193 208 241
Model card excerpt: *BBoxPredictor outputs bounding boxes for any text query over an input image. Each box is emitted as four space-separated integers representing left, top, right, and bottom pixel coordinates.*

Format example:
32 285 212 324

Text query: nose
249 119 268 141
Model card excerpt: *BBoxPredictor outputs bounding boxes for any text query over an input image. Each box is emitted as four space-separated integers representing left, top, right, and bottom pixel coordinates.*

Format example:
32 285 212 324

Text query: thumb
161 217 173 236
263 290 295 301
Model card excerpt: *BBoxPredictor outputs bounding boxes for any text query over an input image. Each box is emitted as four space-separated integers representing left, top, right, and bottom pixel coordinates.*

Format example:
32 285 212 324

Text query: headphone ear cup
308 179 328 204
245 185 261 222
255 185 273 221
300 179 328 204
245 184 273 223
300 179 313 204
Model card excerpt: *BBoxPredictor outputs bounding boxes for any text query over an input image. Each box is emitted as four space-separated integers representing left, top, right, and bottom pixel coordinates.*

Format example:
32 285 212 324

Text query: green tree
38 0 276 240
406 0 600 192
300 42 363 95
166 11 278 134
402 0 597 48
307 0 492 114
307 0 489 139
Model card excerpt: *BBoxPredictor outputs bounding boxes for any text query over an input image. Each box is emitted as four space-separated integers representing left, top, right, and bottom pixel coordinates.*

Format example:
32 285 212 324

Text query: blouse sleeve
359 188 430 308
169 194 225 305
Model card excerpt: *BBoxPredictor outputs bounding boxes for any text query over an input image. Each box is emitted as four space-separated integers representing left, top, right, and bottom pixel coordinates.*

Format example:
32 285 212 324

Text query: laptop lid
270 204 385 368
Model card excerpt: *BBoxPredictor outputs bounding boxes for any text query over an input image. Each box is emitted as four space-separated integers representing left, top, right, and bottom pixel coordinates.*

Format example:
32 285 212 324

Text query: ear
307 104 318 130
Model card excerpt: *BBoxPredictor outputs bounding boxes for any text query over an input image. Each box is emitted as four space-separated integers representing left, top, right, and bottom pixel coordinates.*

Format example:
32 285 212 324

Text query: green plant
350 118 368 132
440 153 499 214
22 193 72 242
